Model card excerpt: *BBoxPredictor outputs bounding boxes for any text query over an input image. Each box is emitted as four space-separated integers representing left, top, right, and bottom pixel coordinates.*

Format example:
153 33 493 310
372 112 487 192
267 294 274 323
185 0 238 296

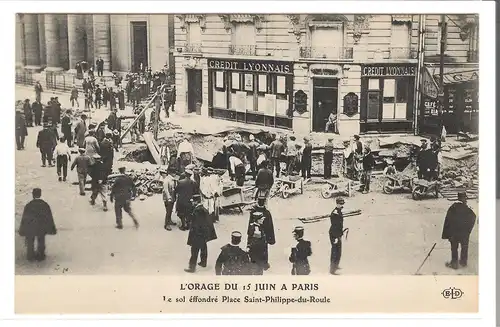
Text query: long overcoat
19 199 57 237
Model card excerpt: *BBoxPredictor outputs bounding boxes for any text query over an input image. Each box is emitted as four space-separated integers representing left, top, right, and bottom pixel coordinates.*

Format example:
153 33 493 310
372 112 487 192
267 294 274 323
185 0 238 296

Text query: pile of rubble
440 160 478 189
146 120 182 133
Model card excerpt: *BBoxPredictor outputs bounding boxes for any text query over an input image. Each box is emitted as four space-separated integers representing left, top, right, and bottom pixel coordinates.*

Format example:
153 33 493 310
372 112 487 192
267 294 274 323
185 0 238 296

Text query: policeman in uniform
329 197 345 274
289 226 312 275
215 231 251 275
248 196 276 270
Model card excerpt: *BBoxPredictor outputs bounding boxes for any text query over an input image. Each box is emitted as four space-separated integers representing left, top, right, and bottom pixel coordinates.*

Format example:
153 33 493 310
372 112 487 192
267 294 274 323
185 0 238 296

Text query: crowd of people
16 80 476 274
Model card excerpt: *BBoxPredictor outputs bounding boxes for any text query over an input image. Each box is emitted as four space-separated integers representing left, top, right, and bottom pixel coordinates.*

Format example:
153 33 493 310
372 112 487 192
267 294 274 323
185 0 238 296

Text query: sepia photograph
10 1 493 318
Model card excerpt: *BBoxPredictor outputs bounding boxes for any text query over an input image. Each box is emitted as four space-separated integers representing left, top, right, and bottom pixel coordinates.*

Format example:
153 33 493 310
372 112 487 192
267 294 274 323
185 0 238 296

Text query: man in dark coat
89 155 108 212
43 98 54 124
107 110 117 131
23 99 33 127
32 99 43 126
34 81 43 102
289 226 312 275
247 135 259 180
19 188 56 261
215 231 250 275
247 211 268 275
109 88 117 111
329 197 345 275
324 138 334 179
110 166 139 229
185 194 217 273
103 86 109 107
174 170 197 230
94 85 102 109
441 192 477 269
36 123 57 167
417 139 435 181
61 110 73 147
360 146 376 193
71 148 92 196
248 197 276 270
15 110 28 150
255 161 274 202
96 57 104 77
301 136 313 179
118 87 126 110
99 132 114 182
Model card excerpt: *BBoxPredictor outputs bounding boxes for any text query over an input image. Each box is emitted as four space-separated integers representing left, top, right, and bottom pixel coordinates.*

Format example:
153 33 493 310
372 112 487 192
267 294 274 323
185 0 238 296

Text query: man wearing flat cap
71 148 92 195
215 231 251 275
441 192 477 269
89 154 108 212
329 197 346 274
175 170 197 230
99 132 114 182
185 194 217 273
248 199 276 272
110 166 139 229
301 136 313 180
289 226 312 275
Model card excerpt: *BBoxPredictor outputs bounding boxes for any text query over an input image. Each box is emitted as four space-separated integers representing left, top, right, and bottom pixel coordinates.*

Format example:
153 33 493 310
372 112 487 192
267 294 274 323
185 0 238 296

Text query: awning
427 65 479 86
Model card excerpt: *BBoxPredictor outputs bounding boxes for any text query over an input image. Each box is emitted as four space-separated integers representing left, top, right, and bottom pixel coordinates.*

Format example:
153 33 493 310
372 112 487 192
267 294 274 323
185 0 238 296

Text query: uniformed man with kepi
248 196 276 270
215 231 251 275
289 226 312 275
329 197 345 274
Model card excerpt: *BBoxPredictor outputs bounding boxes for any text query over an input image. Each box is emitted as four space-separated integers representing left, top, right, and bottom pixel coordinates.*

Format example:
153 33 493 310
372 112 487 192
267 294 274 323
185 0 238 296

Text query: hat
353 135 360 140
457 191 467 200
105 132 113 137
386 158 394 165
304 136 310 141
420 138 428 142
257 144 267 150
184 169 193 175
290 136 296 141
93 154 102 159
336 197 345 205
113 130 120 135
192 194 201 200
293 226 304 234
231 231 242 238
251 211 264 218
42 122 50 128
159 168 168 174
185 164 195 170
257 193 267 200
78 148 86 153
328 137 334 141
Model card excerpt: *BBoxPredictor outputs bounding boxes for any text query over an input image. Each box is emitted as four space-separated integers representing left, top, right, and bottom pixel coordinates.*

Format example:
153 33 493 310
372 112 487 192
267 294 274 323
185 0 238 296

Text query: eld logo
442 287 464 300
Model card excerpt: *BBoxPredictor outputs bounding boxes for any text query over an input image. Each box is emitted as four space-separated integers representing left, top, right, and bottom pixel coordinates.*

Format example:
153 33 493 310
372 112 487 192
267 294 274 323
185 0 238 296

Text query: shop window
368 79 380 90
390 22 411 59
212 71 227 109
382 78 409 119
231 23 256 55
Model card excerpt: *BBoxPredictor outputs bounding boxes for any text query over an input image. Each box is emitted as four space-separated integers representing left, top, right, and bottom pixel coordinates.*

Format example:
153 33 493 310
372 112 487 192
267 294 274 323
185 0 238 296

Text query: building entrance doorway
312 78 338 132
131 21 148 72
187 69 202 114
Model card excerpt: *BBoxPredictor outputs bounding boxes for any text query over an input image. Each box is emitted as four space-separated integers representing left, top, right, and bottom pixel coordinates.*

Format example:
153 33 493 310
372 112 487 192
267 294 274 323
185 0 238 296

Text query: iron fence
229 45 257 56
45 71 77 92
15 70 34 86
299 47 354 60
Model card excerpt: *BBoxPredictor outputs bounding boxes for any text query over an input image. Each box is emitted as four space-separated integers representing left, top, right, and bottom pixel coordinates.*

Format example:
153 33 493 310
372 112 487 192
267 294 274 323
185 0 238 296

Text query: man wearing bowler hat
289 226 312 275
215 231 251 275
110 166 139 229
175 169 197 231
36 122 57 167
185 194 217 273
441 191 477 269
329 197 346 274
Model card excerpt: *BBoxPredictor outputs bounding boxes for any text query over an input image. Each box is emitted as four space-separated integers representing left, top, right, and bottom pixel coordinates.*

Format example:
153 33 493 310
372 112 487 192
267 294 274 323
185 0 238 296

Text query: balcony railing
184 43 202 53
389 47 418 59
467 50 479 63
299 47 353 60
229 45 257 56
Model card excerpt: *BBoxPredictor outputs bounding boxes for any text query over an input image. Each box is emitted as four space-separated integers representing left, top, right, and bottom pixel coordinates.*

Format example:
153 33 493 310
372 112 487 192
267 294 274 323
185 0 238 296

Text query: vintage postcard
10 1 495 320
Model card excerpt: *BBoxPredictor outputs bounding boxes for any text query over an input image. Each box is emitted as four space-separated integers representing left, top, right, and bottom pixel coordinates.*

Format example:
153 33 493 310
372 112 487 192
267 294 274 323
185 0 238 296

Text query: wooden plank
143 132 162 165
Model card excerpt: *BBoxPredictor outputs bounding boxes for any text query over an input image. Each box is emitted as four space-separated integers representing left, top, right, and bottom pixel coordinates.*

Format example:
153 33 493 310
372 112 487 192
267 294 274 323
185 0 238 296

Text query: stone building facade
173 14 478 136
16 14 175 75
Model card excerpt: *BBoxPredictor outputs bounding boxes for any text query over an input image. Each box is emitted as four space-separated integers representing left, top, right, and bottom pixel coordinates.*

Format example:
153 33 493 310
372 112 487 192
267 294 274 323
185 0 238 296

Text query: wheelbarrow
276 176 304 199
382 174 415 194
321 179 363 199
412 179 440 200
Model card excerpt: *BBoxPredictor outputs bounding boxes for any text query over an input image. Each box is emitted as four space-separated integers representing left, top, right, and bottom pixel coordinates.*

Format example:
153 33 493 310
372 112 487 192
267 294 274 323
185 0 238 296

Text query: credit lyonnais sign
208 58 293 75
362 65 416 77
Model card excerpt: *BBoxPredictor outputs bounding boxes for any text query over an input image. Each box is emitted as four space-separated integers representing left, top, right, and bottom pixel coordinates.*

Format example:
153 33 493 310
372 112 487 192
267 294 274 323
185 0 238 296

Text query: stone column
38 14 46 67
93 14 112 72
44 14 63 71
23 14 41 69
67 14 86 70
15 14 25 67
